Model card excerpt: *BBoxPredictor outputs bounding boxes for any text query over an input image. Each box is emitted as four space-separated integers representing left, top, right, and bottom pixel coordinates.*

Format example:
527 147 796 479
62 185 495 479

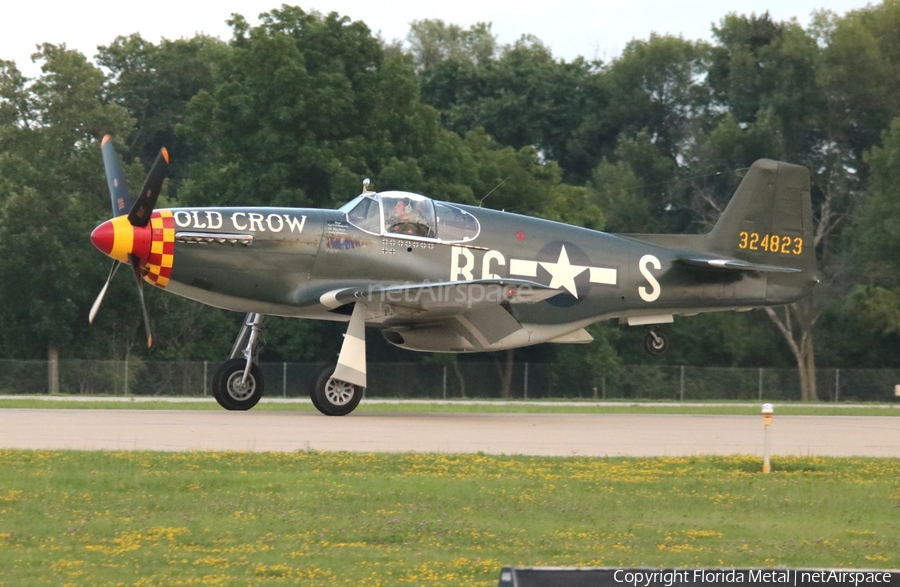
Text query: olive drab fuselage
90 153 817 414
155 191 814 351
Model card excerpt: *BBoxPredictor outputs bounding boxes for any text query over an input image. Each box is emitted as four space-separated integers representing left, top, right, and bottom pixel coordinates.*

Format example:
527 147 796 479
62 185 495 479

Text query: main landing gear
312 302 367 416
212 304 369 416
311 364 364 416
212 313 265 410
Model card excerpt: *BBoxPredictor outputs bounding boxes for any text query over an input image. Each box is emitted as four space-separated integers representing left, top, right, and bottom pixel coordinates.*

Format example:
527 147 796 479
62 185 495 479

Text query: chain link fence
1 360 899 402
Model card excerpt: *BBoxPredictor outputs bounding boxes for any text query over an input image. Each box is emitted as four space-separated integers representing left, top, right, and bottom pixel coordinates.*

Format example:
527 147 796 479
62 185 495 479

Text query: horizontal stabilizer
676 256 802 273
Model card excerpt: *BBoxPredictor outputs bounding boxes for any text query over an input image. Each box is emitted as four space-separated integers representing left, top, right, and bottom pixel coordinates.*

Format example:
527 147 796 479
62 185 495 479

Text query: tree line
2 2 900 400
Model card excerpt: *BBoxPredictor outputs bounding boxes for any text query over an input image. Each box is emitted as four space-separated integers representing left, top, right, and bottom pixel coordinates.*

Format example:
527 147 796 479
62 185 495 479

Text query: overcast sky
1 0 875 77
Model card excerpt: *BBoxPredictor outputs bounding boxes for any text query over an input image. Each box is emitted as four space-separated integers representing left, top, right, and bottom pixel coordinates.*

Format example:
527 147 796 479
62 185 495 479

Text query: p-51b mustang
89 135 817 415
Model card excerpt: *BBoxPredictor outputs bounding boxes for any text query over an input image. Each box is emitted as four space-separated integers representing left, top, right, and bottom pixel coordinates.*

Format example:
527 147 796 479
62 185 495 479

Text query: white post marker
762 403 774 474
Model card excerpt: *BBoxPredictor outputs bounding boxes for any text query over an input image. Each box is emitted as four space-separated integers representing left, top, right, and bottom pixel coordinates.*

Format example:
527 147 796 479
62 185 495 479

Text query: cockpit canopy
343 190 480 242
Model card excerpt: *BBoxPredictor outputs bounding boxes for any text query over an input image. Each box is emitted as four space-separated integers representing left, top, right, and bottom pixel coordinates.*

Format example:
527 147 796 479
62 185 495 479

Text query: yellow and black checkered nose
91 210 175 288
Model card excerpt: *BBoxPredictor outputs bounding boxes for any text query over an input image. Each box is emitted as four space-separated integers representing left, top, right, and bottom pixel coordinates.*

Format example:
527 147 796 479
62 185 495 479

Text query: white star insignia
539 245 588 298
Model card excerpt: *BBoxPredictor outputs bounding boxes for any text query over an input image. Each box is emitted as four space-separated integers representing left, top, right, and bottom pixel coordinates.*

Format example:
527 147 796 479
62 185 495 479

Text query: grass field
1 396 899 416
0 450 897 586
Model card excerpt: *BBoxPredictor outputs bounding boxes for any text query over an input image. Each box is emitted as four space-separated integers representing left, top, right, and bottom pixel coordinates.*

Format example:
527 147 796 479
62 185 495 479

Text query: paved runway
1 409 897 457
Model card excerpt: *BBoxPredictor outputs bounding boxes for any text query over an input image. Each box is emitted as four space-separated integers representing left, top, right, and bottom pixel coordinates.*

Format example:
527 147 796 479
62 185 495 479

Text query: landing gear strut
643 329 669 356
212 313 265 410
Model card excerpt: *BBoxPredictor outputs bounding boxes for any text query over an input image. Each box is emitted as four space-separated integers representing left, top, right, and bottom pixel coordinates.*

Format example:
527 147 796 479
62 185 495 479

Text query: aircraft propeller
89 135 169 348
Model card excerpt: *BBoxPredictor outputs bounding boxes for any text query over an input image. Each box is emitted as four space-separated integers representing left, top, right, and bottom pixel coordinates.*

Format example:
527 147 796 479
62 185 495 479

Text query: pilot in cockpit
387 198 417 234
390 198 410 224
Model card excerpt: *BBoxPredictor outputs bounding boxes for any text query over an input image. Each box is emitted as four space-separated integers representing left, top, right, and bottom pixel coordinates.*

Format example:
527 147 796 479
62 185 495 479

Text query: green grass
0 451 897 586
0 396 898 416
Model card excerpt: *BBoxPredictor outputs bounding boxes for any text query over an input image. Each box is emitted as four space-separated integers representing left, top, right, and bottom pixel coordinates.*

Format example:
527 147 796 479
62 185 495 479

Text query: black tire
310 364 363 416
212 358 264 411
643 330 669 356
309 365 332 415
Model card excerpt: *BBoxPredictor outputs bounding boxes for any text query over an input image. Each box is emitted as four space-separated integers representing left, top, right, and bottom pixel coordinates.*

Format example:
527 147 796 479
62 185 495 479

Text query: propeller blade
129 254 154 348
128 147 170 227
100 135 133 218
88 261 122 324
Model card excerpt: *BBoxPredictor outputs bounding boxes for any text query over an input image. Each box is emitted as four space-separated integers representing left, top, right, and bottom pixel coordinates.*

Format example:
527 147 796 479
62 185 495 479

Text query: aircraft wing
676 256 803 273
320 279 562 351
322 278 560 313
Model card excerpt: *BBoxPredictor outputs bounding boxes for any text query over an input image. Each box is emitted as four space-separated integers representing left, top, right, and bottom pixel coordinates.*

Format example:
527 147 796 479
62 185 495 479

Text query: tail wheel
311 364 363 416
212 358 264 411
643 330 669 356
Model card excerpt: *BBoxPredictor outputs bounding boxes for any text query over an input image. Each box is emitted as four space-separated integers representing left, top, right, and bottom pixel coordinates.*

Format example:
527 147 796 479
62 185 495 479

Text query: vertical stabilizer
706 159 817 298
707 160 815 269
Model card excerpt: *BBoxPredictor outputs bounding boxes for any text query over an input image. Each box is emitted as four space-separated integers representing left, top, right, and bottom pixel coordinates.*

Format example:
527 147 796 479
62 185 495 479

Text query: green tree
708 13 824 161
413 22 606 184
407 20 497 70
0 46 134 363
588 130 689 234
97 34 226 189
604 35 712 162
179 6 430 209
688 12 861 400
848 117 900 339
813 1 900 166
587 159 647 233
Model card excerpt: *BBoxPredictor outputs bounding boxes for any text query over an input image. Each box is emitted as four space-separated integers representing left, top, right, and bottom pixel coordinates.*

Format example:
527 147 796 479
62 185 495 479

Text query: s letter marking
639 254 662 302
